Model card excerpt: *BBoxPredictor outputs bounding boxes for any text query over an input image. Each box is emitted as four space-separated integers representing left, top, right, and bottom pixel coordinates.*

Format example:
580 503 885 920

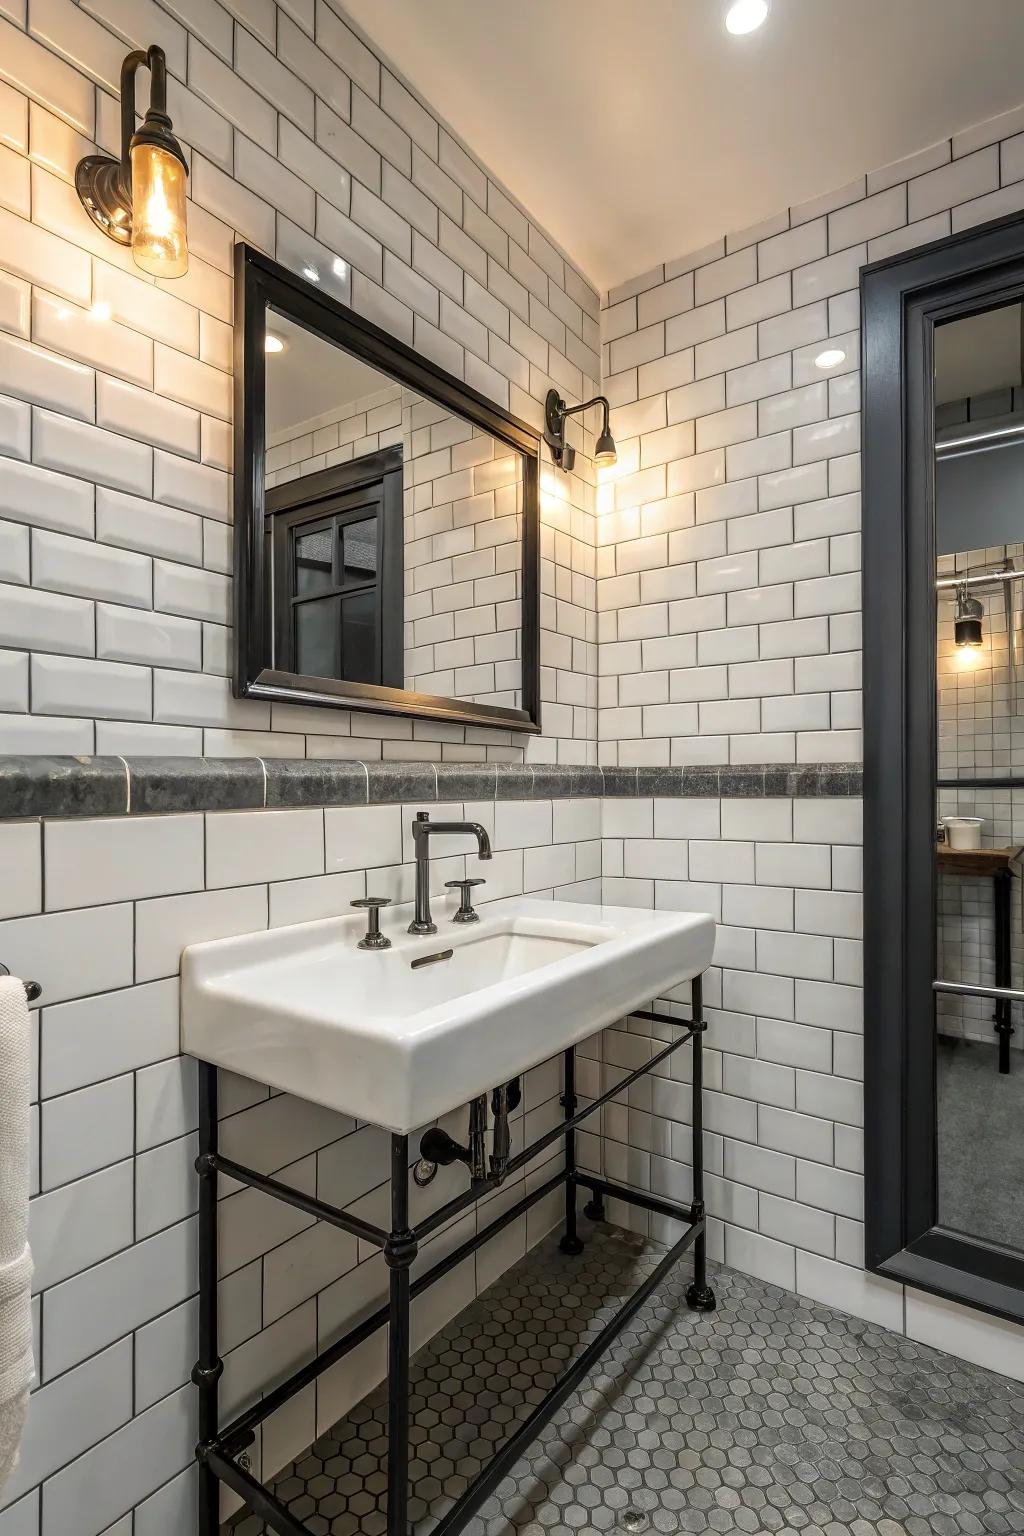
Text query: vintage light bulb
130 140 188 278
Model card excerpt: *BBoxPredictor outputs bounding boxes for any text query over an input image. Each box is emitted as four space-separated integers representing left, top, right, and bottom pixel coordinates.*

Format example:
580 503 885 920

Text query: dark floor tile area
230 1225 1024 1536
937 1035 1024 1253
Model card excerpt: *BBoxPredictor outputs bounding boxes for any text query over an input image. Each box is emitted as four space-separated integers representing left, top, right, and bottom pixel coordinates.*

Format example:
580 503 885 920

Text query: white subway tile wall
596 117 1024 771
3 3 1024 1526
0 0 601 764
0 799 603 1534
586 101 1024 1378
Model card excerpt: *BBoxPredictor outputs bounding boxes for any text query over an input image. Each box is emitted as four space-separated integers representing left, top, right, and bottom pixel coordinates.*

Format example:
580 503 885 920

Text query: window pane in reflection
294 527 333 596
295 596 338 677
341 590 376 684
342 518 377 582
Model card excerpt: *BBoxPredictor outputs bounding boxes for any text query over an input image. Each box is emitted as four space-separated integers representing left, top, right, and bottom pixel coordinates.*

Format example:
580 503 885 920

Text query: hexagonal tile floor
229 1222 1024 1535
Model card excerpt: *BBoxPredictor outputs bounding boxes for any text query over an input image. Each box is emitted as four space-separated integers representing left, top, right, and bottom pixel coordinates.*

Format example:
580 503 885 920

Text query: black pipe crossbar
207 1151 389 1247
576 1174 699 1229
414 1021 698 1243
193 971 714 1536
428 1216 703 1536
203 1446 309 1536
216 1166 568 1451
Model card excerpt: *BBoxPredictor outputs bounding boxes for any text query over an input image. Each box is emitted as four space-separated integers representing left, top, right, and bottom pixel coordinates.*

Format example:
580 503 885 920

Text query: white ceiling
265 312 394 438
344 0 1024 292
935 304 1023 405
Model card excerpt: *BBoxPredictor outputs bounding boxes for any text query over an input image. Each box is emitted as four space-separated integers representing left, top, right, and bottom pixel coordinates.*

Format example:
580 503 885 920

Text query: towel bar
0 964 41 1002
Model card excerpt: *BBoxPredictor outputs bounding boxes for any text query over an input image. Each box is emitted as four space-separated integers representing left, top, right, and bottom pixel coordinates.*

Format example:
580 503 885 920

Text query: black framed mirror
863 210 1024 1325
233 244 542 732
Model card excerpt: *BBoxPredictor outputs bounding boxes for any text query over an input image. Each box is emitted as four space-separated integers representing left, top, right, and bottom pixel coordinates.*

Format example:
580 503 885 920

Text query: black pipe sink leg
583 1194 606 1222
685 1279 717 1312
559 1048 585 1256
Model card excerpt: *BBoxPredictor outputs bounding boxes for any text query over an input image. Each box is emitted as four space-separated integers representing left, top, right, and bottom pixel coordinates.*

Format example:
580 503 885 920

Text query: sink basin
180 896 715 1133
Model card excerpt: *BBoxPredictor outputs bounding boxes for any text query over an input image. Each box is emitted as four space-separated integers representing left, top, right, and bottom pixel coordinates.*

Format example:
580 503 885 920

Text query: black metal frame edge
193 973 714 1536
862 206 1024 1325
233 242 543 735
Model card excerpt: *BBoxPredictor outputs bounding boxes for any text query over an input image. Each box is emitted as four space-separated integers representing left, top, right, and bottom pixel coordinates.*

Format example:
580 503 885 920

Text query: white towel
0 975 33 1494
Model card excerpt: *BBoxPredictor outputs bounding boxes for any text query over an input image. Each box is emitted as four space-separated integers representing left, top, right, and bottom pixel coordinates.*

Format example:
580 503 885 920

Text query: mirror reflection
934 299 1024 1254
263 308 525 705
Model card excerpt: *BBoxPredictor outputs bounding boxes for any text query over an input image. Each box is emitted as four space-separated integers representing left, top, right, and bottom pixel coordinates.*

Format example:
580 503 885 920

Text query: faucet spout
409 812 492 934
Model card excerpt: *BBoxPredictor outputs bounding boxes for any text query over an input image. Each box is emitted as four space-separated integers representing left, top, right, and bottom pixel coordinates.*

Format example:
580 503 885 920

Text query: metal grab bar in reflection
934 978 1024 1004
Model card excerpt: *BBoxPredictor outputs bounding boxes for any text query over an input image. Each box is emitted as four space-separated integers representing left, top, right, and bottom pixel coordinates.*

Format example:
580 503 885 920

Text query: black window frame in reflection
863 208 1024 1327
268 449 403 688
233 243 541 733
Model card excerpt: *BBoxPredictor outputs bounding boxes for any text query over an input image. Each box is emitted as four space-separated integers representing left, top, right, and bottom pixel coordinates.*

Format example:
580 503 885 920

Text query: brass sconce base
75 154 133 246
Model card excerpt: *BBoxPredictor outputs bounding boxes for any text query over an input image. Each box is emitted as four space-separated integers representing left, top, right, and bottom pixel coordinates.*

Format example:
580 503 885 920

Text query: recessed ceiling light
814 348 847 370
725 0 769 35
265 334 285 354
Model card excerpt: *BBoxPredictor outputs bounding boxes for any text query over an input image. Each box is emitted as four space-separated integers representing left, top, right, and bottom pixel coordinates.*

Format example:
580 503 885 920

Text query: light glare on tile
265 334 285 354
725 0 769 34
814 348 847 370
88 301 112 323
302 264 320 283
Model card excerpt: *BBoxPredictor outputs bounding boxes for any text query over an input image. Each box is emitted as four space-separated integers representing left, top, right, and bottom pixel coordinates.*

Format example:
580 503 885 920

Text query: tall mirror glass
234 246 540 732
934 300 1024 1256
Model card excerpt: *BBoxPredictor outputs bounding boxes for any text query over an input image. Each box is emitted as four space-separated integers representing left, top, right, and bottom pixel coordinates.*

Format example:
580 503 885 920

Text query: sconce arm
118 49 151 191
557 395 612 437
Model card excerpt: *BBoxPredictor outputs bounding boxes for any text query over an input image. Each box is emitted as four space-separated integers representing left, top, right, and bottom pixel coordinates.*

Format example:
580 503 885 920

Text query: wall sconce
543 389 617 473
76 46 188 279
954 581 984 647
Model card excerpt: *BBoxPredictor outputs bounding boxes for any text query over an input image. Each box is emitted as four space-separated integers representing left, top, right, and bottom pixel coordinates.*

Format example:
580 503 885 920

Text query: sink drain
619 1508 649 1534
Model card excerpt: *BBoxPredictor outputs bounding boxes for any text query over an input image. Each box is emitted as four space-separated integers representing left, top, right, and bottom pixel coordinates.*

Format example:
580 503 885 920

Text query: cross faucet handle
351 896 392 950
445 878 485 924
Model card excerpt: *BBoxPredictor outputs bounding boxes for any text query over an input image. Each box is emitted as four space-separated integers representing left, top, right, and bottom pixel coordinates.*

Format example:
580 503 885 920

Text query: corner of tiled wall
0 0 602 767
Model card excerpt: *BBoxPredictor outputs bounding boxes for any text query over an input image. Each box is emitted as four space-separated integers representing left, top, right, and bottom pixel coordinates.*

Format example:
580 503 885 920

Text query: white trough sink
181 896 715 1134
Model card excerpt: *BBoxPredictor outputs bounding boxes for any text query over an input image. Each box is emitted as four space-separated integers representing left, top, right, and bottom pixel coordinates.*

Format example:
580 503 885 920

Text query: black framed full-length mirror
233 244 542 732
863 211 1024 1325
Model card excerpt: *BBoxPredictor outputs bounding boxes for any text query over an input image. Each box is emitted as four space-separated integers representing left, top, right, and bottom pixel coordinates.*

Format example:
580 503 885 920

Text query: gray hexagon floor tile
228 1223 1024 1536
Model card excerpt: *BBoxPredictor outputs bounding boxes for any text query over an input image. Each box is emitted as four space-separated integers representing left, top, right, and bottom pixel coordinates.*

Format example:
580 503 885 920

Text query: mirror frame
862 209 1024 1326
232 243 542 733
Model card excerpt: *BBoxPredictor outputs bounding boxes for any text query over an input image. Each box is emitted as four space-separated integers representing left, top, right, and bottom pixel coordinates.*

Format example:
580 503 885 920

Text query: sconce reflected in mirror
543 389 617 473
75 45 189 279
953 581 984 647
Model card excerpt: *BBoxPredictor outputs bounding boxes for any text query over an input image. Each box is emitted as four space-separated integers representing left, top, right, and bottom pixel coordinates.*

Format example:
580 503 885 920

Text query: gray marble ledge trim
0 758 864 820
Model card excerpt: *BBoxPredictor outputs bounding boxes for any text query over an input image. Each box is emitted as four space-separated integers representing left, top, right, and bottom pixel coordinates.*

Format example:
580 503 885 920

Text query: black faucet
409 811 492 934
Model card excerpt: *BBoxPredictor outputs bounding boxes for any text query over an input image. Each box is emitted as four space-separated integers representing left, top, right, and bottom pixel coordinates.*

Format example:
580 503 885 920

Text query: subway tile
908 145 999 221
206 808 324 887
32 289 152 389
46 813 204 908
0 17 94 136
0 581 94 657
29 1156 134 1292
41 1382 195 1536
96 375 200 458
135 884 267 982
0 1340 132 1509
32 653 151 720
33 408 152 496
41 1072 134 1190
1 328 93 421
33 527 151 609
42 978 178 1097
